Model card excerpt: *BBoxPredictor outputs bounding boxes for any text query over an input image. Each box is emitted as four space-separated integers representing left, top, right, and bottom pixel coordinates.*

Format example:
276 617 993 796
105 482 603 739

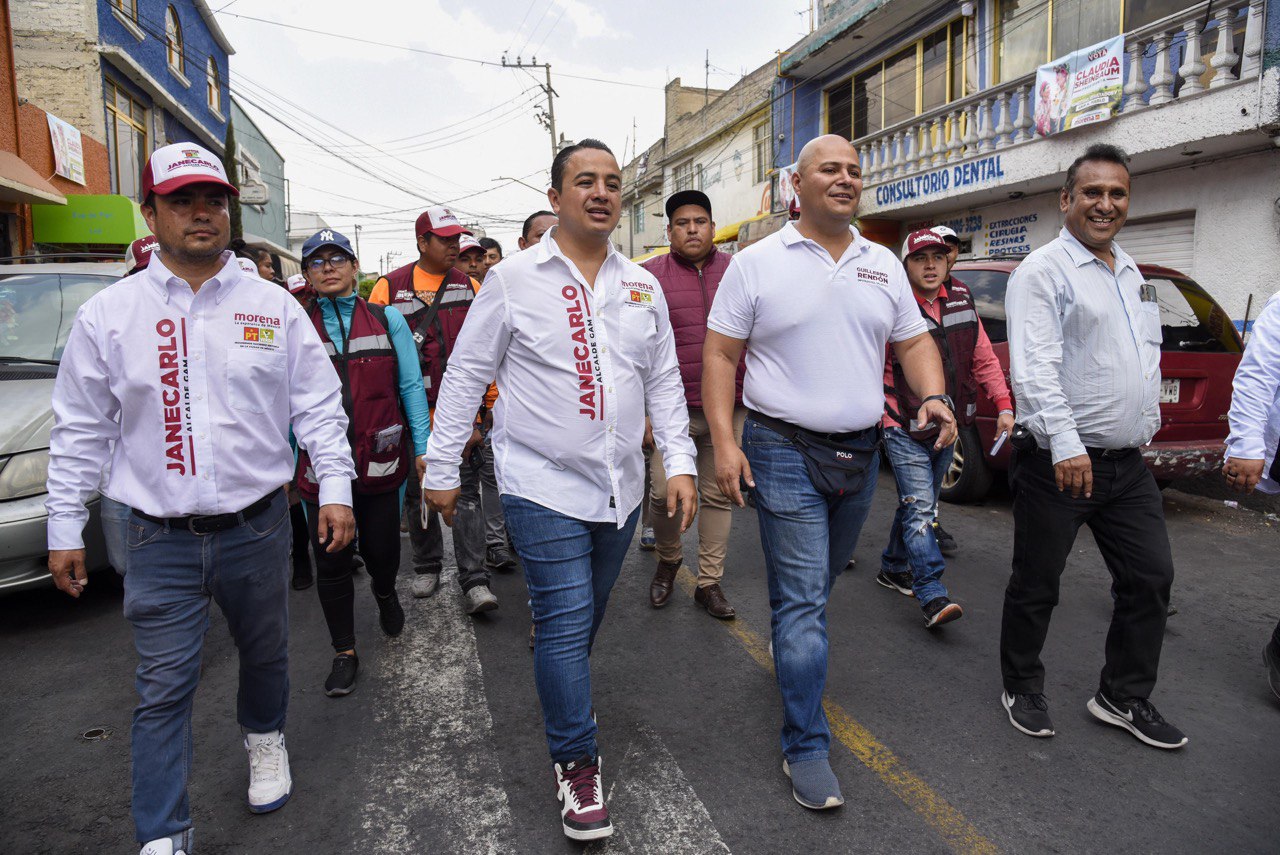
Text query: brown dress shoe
649 560 682 608
694 583 736 619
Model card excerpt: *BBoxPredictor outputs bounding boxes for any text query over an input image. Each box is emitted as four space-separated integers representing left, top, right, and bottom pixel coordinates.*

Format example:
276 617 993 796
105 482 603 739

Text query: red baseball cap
415 205 466 238
901 228 950 260
141 143 238 198
124 235 158 274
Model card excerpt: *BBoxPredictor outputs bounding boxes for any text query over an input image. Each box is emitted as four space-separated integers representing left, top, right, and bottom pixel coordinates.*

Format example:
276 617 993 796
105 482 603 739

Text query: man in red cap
877 228 1013 627
44 141 356 855
369 206 495 613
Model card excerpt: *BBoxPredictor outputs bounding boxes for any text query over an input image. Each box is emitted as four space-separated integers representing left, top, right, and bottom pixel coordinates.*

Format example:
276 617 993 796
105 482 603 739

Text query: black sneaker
1001 691 1054 737
1087 690 1188 749
932 521 957 555
845 556 857 571
291 569 313 591
1264 643 1280 701
325 653 358 697
876 569 914 597
922 596 963 628
1166 603 1178 617
374 588 405 637
486 544 518 571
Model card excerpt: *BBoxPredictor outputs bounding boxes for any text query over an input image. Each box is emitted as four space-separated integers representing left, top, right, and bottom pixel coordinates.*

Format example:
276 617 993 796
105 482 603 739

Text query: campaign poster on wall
46 114 86 185
1033 35 1125 136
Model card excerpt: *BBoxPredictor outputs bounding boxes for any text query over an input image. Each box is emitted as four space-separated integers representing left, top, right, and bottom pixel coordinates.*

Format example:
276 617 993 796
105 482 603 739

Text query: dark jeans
305 489 402 652
123 490 291 847
1001 448 1174 700
501 495 640 763
405 459 487 591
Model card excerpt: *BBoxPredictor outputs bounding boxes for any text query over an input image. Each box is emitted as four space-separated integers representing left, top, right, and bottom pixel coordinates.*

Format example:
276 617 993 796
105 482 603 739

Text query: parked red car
939 258 1243 503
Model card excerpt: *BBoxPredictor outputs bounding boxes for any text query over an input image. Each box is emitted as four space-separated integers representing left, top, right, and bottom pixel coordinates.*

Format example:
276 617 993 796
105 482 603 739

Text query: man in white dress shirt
422 139 697 842
1000 143 1186 750
45 143 356 855
1222 292 1280 699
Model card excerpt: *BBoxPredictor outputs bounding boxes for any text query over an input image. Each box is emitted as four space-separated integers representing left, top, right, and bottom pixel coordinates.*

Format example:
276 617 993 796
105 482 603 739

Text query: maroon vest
296 298 411 500
885 279 980 440
384 262 476 406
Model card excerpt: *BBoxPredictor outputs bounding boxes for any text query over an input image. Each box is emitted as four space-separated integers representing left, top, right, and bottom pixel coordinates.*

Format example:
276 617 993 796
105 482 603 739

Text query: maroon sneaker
553 754 613 841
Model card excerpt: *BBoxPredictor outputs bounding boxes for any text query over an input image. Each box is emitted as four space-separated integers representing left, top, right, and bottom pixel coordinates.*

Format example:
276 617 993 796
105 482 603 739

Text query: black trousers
1000 447 1174 700
305 489 402 652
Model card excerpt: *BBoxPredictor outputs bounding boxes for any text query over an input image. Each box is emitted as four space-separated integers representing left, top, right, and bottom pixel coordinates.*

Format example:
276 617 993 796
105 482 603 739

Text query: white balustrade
1178 18 1207 96
947 110 963 162
994 92 1013 148
1148 32 1176 105
977 98 995 153
1209 5 1241 88
1014 85 1033 142
1122 38 1148 112
1241 0 1264 78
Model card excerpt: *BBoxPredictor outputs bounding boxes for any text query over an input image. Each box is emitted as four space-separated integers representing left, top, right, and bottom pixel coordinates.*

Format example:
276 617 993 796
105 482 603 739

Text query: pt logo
243 327 274 343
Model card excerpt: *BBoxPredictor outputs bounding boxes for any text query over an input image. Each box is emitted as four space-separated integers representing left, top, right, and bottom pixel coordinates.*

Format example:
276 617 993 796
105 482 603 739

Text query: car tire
940 425 993 504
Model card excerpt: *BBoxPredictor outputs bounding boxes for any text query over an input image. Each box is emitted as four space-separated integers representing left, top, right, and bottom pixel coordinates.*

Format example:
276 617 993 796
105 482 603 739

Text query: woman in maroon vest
295 230 432 697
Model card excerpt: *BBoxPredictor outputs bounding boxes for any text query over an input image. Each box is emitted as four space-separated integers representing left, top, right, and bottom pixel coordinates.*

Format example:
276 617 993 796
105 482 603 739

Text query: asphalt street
3 470 1278 854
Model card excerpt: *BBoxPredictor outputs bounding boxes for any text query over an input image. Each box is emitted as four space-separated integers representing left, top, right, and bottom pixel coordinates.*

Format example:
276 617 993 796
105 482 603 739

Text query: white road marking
591 724 731 855
355 565 516 853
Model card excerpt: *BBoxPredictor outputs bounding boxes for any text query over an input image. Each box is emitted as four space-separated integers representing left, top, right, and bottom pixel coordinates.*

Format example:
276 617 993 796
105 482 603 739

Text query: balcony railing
856 0 1267 187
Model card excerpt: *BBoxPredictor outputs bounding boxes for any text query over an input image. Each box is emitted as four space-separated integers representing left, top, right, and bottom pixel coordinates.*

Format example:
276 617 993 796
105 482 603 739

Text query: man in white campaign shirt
44 143 355 855
704 134 954 812
422 140 697 843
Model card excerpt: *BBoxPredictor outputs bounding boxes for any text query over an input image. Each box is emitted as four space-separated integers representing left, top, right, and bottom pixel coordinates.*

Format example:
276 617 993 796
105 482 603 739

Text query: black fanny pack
748 410 880 497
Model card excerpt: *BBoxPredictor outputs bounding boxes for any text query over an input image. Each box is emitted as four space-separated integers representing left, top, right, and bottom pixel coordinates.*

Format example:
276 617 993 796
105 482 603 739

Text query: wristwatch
922 394 955 412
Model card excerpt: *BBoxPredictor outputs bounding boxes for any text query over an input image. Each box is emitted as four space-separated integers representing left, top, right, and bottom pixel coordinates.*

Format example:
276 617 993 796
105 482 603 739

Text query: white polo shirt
707 222 926 433
423 226 696 526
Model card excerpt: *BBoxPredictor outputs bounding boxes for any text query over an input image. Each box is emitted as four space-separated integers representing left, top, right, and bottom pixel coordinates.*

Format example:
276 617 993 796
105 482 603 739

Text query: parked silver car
0 261 124 593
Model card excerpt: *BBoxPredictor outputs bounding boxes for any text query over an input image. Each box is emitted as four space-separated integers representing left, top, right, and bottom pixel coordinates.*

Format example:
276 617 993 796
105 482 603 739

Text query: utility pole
353 223 361 260
502 53 558 161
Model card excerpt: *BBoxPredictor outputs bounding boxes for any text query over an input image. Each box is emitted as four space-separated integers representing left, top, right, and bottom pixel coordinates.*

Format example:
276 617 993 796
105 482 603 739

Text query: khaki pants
649 406 747 587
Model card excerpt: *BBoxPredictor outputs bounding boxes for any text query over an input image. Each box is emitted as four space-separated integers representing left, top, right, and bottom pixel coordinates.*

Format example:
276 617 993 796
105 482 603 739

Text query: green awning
31 194 151 245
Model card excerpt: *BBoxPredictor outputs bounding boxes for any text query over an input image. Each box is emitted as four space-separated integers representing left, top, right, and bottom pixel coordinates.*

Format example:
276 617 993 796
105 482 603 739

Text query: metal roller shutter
1120 215 1196 276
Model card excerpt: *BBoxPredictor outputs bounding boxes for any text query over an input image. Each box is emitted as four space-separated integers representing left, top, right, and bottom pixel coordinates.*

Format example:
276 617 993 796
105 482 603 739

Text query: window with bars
104 79 148 201
632 200 644 233
825 18 971 141
672 161 694 193
165 6 184 74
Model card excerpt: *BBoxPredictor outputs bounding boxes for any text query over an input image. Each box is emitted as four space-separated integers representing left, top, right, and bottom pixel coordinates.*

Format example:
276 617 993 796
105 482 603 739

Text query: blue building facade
96 0 233 200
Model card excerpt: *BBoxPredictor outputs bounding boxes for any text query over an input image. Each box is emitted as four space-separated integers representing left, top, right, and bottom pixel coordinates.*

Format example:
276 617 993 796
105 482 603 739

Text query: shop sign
873 155 1005 206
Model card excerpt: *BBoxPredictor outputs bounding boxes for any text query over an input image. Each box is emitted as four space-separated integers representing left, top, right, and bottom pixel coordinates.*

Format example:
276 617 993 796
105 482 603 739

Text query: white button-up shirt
1006 227 1162 464
46 252 355 550
1225 292 1280 494
707 222 927 433
423 227 696 526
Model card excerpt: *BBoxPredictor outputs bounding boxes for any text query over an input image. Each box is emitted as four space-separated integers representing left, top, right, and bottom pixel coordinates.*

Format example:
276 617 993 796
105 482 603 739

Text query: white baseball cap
236 257 261 277
930 225 960 245
459 234 484 255
142 142 238 198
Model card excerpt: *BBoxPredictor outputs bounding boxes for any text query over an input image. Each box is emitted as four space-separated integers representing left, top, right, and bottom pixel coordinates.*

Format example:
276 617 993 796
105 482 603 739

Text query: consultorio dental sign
873 155 1006 207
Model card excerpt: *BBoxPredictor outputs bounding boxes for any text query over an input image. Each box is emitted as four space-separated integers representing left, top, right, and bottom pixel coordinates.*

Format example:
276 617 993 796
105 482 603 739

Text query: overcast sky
217 0 810 269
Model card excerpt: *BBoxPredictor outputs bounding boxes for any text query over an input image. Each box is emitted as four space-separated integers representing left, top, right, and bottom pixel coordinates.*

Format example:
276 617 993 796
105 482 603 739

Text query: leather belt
1085 447 1138 461
747 409 878 444
131 491 278 535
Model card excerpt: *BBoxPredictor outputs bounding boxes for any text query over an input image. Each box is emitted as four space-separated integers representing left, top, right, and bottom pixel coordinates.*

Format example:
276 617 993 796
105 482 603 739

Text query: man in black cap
642 190 746 619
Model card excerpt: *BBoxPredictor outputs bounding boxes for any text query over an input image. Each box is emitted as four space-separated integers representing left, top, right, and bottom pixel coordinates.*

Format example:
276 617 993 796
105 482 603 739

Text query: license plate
1159 378 1180 403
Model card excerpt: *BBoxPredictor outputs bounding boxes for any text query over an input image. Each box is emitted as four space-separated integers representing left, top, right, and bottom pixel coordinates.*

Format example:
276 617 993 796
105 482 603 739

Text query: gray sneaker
464 585 499 614
411 573 440 598
782 757 843 810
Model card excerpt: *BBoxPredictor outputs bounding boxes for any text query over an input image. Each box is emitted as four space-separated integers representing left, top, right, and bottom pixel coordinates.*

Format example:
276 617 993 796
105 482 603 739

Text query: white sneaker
245 730 292 813
411 573 440 598
465 585 499 614
140 840 186 855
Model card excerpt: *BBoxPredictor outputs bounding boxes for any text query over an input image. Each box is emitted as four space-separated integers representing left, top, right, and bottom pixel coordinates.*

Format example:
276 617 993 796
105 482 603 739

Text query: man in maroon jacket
644 190 746 619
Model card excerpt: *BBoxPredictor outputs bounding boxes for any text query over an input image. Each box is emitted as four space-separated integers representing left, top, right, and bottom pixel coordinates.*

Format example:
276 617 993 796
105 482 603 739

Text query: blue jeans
880 427 955 605
742 418 880 762
500 494 640 764
123 490 292 847
101 495 130 576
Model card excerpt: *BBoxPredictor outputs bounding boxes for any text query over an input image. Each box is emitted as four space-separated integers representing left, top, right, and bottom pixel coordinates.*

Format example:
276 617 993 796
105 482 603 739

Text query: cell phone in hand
990 431 1009 456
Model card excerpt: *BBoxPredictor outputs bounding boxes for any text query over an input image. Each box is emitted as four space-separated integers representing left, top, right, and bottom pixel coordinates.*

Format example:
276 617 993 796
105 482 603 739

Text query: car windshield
0 272 116 362
956 268 1241 354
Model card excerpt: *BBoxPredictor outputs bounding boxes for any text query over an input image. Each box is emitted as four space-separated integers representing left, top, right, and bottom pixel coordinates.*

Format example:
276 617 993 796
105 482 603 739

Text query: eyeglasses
305 254 353 271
